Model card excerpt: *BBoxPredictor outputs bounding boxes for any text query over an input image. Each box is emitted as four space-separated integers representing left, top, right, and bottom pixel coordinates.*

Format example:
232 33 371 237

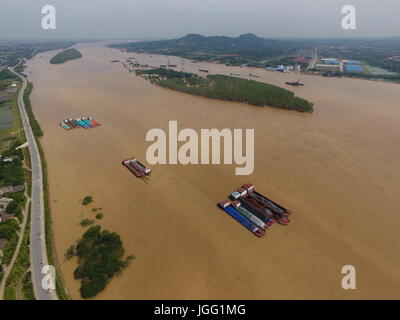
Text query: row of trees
140 69 314 112
23 83 43 137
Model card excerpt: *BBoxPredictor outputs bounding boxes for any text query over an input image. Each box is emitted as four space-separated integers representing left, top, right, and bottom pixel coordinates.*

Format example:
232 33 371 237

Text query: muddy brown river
26 42 400 299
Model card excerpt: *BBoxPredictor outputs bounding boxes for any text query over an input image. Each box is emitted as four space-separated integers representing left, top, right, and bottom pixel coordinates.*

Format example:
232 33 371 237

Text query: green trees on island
50 48 82 64
136 68 314 112
72 225 133 299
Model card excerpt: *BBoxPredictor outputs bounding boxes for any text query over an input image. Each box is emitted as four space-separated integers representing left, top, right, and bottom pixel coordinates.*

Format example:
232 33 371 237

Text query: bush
80 219 94 227
95 213 103 220
82 196 93 205
5 201 17 214
64 245 76 260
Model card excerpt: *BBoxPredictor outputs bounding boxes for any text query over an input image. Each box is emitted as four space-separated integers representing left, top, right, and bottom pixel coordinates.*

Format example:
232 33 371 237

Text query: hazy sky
1 0 399 40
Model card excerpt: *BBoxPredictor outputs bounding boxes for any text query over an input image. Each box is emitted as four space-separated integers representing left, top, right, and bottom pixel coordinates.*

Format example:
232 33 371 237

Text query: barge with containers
59 117 101 130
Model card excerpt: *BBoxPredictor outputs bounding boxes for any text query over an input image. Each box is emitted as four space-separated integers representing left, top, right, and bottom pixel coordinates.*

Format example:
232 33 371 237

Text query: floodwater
26 42 400 299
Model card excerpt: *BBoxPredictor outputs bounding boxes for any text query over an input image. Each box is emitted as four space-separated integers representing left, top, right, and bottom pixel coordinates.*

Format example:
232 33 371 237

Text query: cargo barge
238 198 275 226
122 157 151 178
218 201 265 238
230 201 270 231
242 183 292 217
59 122 71 130
228 184 292 226
59 117 101 130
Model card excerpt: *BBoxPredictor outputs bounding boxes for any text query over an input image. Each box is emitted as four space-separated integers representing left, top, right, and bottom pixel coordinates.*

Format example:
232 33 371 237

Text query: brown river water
26 42 400 299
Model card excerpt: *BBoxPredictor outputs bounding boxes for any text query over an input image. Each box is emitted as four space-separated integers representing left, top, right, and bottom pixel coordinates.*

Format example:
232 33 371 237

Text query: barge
242 183 292 217
218 201 265 238
229 184 292 225
122 157 151 178
59 117 101 130
230 201 270 230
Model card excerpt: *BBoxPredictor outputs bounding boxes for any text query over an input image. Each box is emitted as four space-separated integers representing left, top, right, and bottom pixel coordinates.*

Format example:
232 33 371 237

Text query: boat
122 157 151 177
218 200 265 237
242 183 292 217
285 81 304 87
122 159 144 178
238 198 276 226
131 157 151 175
81 118 95 128
59 122 70 130
230 201 269 230
88 117 101 126
76 118 89 128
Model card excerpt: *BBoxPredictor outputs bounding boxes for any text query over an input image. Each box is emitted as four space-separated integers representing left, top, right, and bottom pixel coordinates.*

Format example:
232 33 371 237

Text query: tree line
137 68 314 112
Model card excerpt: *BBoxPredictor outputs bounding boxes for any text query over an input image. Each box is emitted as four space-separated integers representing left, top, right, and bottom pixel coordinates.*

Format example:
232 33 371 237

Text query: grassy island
50 48 82 64
136 68 313 112
72 225 133 299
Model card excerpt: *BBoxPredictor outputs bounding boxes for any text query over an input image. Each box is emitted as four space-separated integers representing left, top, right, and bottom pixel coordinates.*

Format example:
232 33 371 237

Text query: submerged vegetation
72 225 133 299
50 48 82 65
136 68 314 112
82 196 93 205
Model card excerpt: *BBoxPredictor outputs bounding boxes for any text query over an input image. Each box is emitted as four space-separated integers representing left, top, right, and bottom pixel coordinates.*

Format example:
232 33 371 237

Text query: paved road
11 67 57 300
308 48 318 70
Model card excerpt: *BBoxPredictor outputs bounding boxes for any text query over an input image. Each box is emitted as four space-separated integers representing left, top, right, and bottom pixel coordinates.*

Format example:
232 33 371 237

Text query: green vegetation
0 41 75 67
3 190 26 223
137 68 313 112
4 211 31 300
95 213 103 220
0 219 20 266
80 219 94 227
0 219 20 241
73 225 132 298
0 69 17 81
23 82 43 137
21 271 35 300
0 139 24 187
64 245 76 260
82 196 93 205
50 48 82 64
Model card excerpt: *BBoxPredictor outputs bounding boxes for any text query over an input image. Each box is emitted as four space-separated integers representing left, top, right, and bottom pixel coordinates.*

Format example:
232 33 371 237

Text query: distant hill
110 34 295 64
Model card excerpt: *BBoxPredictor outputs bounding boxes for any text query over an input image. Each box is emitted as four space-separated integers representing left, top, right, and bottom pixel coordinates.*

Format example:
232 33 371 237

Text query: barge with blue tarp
218 200 265 237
